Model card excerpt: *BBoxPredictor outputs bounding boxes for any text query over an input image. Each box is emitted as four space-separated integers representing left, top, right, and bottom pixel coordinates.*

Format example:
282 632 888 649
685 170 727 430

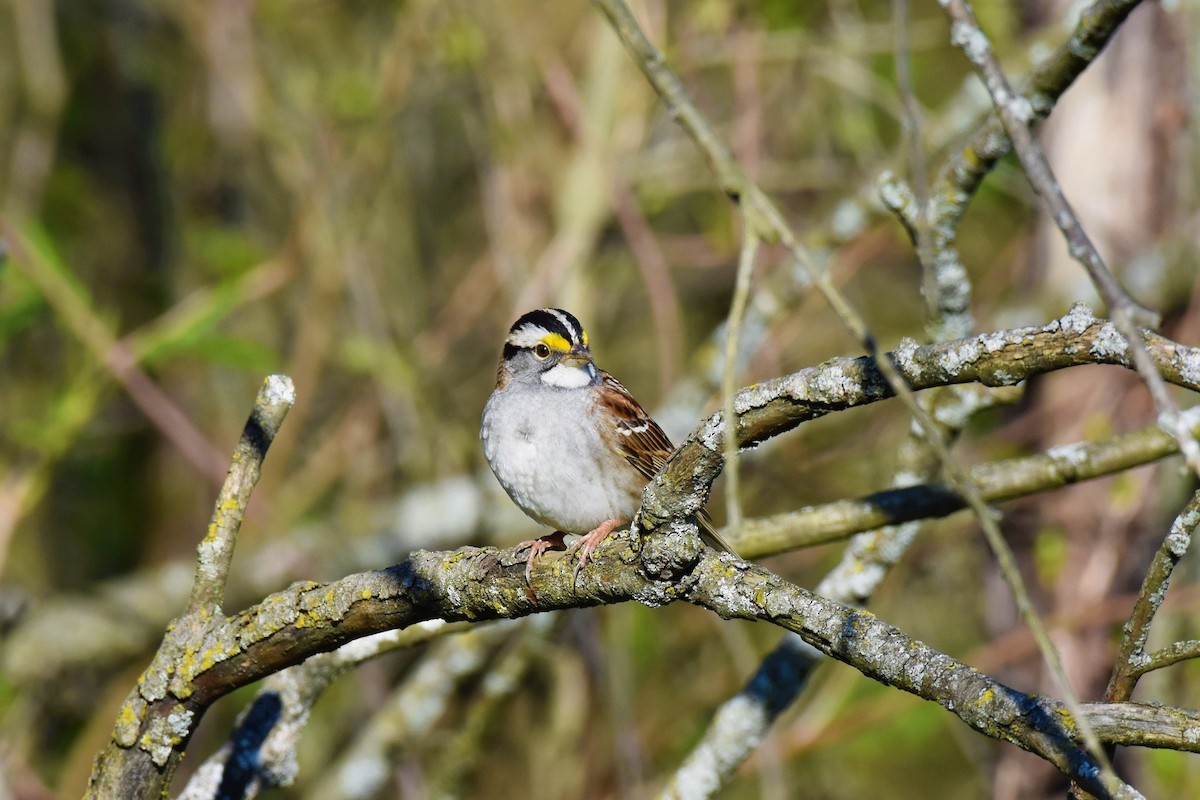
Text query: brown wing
598 370 674 483
598 370 736 554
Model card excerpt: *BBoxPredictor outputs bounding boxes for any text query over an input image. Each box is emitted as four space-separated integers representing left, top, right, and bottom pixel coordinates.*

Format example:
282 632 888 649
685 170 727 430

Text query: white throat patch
541 363 592 388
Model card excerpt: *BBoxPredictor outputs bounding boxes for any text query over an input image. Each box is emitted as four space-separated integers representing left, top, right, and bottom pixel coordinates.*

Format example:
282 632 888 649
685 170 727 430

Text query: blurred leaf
0 269 48 346
185 223 271 279
1033 525 1068 588
145 332 279 371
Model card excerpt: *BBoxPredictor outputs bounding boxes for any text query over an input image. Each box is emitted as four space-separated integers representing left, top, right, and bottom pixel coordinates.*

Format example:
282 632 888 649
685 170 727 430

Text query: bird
481 308 735 584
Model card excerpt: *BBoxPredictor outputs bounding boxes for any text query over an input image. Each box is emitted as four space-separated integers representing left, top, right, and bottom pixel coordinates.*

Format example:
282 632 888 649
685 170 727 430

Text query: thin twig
722 224 759 532
1136 639 1200 678
188 375 296 613
1105 490 1200 700
891 0 937 318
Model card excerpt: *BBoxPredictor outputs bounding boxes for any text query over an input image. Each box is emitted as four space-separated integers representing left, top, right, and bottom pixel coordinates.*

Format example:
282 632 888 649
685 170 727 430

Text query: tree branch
736 410 1200 558
88 312 1200 797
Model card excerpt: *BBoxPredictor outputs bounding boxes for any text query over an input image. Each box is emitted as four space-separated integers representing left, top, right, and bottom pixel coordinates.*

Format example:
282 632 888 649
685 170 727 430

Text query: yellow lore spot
540 333 572 352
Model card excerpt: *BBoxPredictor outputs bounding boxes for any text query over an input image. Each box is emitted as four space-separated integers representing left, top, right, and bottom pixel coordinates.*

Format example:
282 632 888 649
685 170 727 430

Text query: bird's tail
697 509 737 555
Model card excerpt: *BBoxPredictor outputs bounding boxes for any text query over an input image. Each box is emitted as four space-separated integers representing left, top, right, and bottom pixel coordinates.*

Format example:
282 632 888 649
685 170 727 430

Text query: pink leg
570 518 623 579
516 531 568 585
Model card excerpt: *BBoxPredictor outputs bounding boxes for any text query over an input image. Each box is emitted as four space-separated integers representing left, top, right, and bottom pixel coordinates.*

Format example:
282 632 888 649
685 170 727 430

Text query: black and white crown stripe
502 308 588 357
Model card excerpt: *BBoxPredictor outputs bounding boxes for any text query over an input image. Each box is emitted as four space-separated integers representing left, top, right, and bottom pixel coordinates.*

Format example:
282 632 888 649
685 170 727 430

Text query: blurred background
1 0 1198 798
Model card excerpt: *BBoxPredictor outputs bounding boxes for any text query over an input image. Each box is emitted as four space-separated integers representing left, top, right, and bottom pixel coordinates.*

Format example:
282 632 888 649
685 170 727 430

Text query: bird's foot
516 531 568 586
569 519 623 580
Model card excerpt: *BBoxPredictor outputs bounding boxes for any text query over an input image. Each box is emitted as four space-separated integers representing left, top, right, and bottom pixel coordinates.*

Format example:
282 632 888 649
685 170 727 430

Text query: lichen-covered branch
99 521 1159 800
1105 491 1200 702
87 376 295 799
189 375 295 613
736 410 1199 558
928 0 1145 234
939 0 1200 485
178 621 469 799
662 382 1008 798
636 305 1200 538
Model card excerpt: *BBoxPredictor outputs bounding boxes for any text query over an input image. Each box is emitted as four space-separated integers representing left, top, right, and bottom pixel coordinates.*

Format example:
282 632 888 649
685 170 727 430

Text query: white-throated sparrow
482 308 734 582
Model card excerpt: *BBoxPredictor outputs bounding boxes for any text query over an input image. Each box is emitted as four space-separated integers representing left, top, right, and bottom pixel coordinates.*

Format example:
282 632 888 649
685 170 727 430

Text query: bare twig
722 224 759 532
1105 490 1200 700
189 375 296 613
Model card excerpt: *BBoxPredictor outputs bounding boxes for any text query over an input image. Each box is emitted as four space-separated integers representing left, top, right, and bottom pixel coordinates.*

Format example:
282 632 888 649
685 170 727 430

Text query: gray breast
481 385 636 532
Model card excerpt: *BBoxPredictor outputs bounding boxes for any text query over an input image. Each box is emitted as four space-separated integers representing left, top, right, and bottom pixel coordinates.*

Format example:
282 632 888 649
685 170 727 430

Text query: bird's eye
533 343 551 360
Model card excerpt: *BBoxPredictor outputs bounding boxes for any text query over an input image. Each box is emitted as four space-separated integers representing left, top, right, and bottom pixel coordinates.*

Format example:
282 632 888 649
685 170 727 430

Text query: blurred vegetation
1 0 1198 798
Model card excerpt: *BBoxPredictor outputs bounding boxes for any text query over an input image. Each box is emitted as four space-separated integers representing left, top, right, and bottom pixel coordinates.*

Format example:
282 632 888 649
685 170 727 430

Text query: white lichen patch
808 360 862 403
735 375 787 414
1174 348 1200 388
1046 442 1088 470
1057 303 1098 335
950 21 990 63
1089 322 1129 360
876 172 911 212
979 330 1009 354
1127 651 1151 670
142 706 195 766
262 374 297 406
1007 94 1034 124
939 339 981 377
891 338 921 378
1165 530 1192 559
698 412 726 452
873 523 920 567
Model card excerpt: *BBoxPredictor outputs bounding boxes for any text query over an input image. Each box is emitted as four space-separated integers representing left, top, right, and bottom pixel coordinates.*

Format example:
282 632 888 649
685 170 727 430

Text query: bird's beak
560 347 591 368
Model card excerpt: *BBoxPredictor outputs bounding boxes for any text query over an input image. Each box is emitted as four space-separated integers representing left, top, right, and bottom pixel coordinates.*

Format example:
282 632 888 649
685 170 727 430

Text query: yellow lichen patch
1054 706 1077 731
361 589 372 600
118 701 140 729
